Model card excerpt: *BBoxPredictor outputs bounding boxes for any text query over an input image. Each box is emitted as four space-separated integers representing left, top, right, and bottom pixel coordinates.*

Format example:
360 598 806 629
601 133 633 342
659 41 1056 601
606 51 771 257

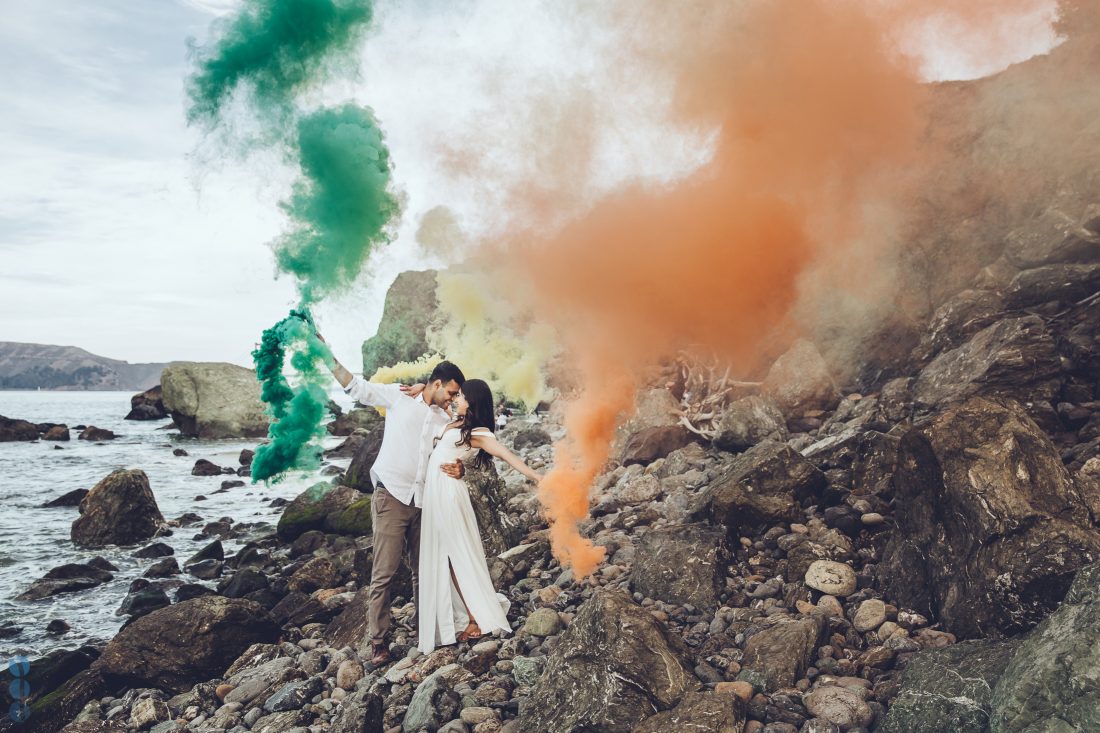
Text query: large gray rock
631 690 746 733
912 316 1061 409
881 397 1100 639
713 395 787 452
161 362 269 439
1003 262 1100 309
914 288 1005 362
762 339 841 414
516 589 700 733
0 414 40 441
328 686 383 733
879 639 1022 733
989 561 1100 732
71 469 164 548
742 615 825 692
614 389 682 454
94 597 278 693
463 461 523 558
360 269 439 377
631 524 728 613
125 385 168 421
690 441 826 534
402 663 471 733
1003 206 1100 269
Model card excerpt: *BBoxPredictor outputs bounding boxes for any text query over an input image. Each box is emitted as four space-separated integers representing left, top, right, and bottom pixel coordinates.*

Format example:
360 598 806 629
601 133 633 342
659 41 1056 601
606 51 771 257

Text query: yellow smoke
369 353 444 384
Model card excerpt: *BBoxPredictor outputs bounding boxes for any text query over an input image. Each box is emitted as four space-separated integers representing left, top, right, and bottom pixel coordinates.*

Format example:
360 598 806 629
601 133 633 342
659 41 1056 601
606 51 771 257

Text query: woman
417 379 542 654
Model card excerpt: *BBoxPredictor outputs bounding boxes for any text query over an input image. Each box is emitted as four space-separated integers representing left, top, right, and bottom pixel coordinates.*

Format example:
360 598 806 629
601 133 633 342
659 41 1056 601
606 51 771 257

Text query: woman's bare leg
449 560 481 639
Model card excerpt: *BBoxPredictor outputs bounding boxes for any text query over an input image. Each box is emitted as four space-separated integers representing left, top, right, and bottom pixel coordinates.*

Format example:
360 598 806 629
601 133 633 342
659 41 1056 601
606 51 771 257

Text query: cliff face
360 269 439 376
0 342 166 391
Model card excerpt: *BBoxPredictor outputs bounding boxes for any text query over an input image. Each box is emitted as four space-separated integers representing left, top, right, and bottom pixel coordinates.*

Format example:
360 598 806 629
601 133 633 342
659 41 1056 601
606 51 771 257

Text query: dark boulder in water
191 458 224 476
78 425 116 441
42 425 70 441
70 469 165 548
125 385 168 421
42 488 88 508
0 414 39 441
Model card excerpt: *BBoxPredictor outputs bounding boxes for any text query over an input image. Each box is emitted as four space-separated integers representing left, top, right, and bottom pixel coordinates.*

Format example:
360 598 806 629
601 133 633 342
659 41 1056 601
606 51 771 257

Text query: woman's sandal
456 623 483 643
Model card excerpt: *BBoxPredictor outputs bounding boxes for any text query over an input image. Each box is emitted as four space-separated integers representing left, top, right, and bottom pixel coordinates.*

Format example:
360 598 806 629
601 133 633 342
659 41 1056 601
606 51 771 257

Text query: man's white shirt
343 376 451 507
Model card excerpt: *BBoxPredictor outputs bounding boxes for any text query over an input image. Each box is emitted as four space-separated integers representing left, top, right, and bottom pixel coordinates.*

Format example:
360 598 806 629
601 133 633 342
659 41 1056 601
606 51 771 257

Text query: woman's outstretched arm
472 433 542 483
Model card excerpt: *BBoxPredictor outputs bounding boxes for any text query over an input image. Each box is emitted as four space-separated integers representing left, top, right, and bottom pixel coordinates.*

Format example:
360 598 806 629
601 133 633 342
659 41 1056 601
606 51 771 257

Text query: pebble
816 596 844 618
805 561 857 597
852 599 887 632
860 512 885 526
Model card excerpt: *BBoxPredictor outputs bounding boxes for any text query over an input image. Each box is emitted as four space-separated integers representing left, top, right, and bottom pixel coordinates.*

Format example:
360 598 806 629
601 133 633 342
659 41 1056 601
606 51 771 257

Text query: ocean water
0 390 350 659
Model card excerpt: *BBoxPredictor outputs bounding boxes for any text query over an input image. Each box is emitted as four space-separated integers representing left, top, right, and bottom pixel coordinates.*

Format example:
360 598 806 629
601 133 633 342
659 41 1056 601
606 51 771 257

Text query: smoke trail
188 0 401 480
501 0 1066 578
251 309 335 482
276 104 400 305
187 0 374 127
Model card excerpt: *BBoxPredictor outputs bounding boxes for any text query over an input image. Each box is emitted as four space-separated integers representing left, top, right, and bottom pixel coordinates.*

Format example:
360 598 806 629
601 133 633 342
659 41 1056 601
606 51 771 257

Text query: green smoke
251 309 334 483
187 0 374 126
277 104 399 304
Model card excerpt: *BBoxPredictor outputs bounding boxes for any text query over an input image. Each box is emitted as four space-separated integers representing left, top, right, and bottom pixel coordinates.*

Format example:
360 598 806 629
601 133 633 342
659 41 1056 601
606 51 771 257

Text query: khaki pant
368 484 420 645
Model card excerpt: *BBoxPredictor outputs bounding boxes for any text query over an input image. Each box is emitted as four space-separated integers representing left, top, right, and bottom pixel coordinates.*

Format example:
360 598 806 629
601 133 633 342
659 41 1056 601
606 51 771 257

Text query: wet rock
184 540 223 567
161 362 270 439
78 426 116 441
631 523 728 613
990 560 1100 732
742 616 825 692
516 589 700 733
276 482 365 541
142 557 179 578
186 559 223 580
218 567 270 598
191 459 223 477
713 395 788 452
691 442 826 534
287 557 340 594
632 690 746 733
43 426 70 441
880 397 1100 638
42 488 88 507
133 542 174 559
95 596 278 693
126 385 168 421
71 469 165 548
16 562 115 601
341 425 385 492
911 316 1061 409
117 586 171 618
0 414 39 441
763 340 841 414
879 638 1020 733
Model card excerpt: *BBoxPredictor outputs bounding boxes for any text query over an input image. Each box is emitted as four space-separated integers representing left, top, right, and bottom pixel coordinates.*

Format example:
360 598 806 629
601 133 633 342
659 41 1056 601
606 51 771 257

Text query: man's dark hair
428 360 465 386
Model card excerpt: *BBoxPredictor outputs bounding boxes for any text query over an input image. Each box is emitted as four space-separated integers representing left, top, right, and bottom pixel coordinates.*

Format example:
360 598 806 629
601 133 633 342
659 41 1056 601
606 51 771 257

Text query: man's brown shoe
371 643 390 667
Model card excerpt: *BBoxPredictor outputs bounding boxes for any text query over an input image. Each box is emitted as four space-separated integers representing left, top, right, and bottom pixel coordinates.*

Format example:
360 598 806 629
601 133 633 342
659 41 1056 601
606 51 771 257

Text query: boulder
516 589 700 733
621 425 695 466
713 395 787 452
1003 262 1100 309
879 639 1022 733
989 561 1100 732
742 615 825 692
463 461 524 557
510 423 552 451
191 459 223 477
327 407 381 437
42 489 88 508
78 426 116 441
0 414 39 441
326 496 373 536
912 316 1062 410
690 441 826 535
880 397 1100 639
16 563 114 601
802 685 874 731
361 269 439 377
71 469 164 548
94 597 278 693
614 388 682 454
762 339 841 414
1002 205 1100 269
160 362 269 439
631 690 746 733
800 430 899 499
276 483 364 541
630 524 728 613
42 426 70 441
913 288 1005 362
341 427 385 492
402 663 471 733
328 687 383 733
125 386 168 421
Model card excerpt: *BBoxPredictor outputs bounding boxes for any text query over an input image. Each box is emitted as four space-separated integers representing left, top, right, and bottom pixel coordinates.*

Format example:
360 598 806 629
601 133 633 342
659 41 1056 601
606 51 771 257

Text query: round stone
522 608 563 637
852 599 887 632
805 561 857 597
460 707 497 725
860 512 885 526
802 685 874 729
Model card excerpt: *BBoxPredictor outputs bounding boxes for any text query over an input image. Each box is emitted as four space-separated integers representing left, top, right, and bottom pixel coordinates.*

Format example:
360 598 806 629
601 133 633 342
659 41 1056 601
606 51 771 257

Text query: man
321 336 465 666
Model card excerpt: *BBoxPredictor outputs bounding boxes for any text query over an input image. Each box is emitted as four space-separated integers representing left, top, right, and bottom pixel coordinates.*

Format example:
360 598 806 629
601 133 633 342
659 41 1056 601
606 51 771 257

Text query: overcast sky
0 0 1061 369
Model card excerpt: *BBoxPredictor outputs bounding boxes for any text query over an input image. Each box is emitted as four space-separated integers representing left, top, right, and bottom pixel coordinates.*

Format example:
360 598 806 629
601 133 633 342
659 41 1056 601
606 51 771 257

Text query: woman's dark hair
457 378 494 469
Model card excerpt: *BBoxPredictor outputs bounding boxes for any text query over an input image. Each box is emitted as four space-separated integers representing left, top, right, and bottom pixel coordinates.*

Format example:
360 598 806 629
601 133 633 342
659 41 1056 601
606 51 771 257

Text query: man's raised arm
316 333 397 409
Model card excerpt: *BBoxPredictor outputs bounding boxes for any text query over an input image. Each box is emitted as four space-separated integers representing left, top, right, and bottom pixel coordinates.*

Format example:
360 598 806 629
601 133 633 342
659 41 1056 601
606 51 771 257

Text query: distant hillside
0 342 167 391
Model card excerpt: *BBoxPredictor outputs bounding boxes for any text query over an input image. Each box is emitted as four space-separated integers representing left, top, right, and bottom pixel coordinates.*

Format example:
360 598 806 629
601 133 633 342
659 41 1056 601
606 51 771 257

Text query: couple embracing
322 338 541 667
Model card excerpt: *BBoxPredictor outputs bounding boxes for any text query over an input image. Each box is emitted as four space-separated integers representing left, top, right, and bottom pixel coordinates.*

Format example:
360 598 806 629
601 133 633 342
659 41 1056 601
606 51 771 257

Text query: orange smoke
490 0 1057 578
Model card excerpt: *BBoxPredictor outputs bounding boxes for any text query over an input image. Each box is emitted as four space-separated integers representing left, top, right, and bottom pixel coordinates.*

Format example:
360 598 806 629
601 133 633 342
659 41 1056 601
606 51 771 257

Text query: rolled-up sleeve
344 376 400 409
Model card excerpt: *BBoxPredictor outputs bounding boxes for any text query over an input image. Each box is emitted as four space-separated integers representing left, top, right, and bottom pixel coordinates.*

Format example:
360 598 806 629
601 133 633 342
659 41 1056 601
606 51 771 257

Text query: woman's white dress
418 426 512 654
